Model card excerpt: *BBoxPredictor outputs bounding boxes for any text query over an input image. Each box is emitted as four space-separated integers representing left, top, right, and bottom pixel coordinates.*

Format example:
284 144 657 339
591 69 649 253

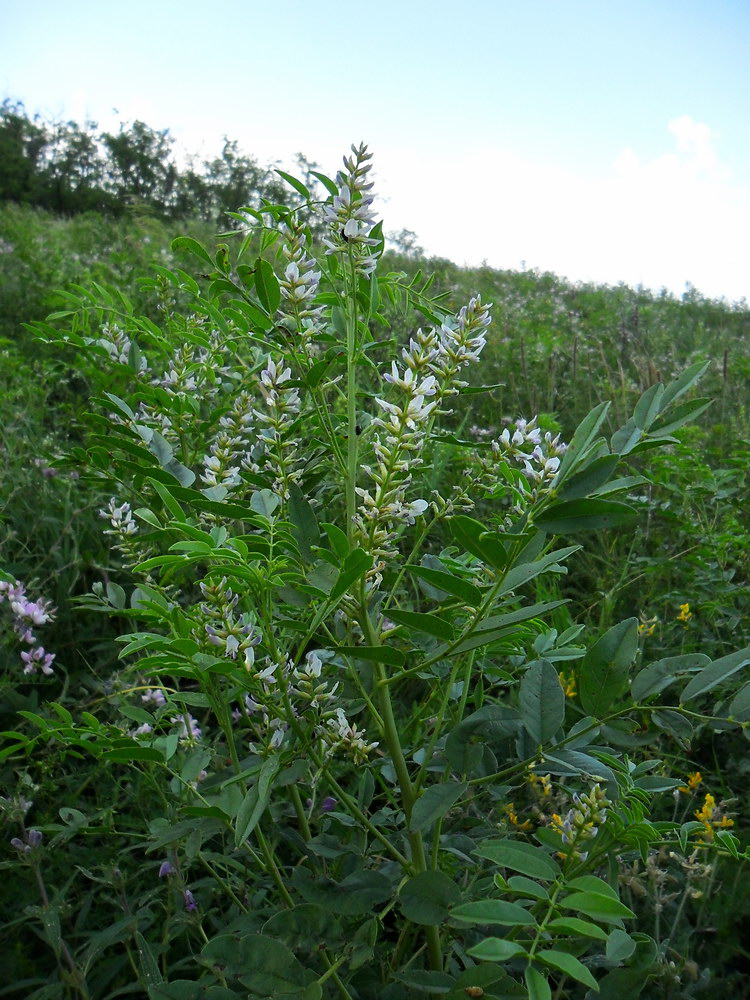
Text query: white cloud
377 118 749 302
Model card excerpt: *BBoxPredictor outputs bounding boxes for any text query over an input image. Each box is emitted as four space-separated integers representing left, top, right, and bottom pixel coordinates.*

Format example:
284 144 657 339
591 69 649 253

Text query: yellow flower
638 614 658 637
694 791 734 840
502 802 532 832
676 603 692 623
559 670 576 698
679 771 702 794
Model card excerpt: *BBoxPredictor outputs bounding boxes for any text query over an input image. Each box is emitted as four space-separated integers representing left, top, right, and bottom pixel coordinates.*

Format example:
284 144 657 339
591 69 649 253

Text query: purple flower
321 796 337 812
10 829 43 853
183 888 198 912
20 647 56 676
158 861 175 878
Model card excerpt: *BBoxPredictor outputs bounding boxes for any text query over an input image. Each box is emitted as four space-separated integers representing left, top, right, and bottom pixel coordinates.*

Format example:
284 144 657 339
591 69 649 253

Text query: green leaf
101 746 164 763
658 360 710 411
443 600 568 658
387 609 455 640
287 484 320 561
451 899 537 927
171 236 215 268
519 659 565 745
102 391 135 420
149 982 237 999
579 618 638 716
566 876 619 899
633 383 666 429
498 546 579 596
399 870 462 926
546 916 608 941
557 455 620 501
467 937 528 961
407 565 482 605
336 645 405 666
449 515 510 570
135 931 163 987
250 489 281 518
536 949 599 991
607 928 637 963
554 401 610 483
311 169 339 196
474 840 560 880
525 966 551 1000
535 499 637 534
200 934 312 994
263 904 342 951
320 522 349 559
275 169 311 199
507 876 549 901
728 681 750 721
648 397 712 436
410 781 468 833
254 258 281 314
631 654 710 701
234 755 281 846
292 868 390 915
680 647 750 702
148 477 185 520
330 549 373 602
559 891 635 924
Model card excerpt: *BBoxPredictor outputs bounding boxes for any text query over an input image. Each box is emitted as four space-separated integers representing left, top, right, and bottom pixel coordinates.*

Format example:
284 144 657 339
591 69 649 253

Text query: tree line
0 99 304 223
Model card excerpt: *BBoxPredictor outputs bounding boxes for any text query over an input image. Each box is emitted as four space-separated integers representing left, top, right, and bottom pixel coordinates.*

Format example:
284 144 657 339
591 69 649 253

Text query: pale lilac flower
141 688 166 707
183 888 198 912
20 647 56 676
158 861 175 878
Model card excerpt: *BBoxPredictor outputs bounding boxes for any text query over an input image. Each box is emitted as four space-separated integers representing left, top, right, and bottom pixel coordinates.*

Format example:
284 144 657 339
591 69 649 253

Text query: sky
3 0 750 301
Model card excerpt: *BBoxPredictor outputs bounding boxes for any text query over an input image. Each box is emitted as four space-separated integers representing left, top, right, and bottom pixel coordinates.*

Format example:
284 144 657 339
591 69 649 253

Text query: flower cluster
322 143 379 278
638 614 659 637
97 322 146 369
491 417 568 500
201 390 257 493
676 603 692 623
694 792 734 840
678 771 702 795
323 707 379 764
254 358 302 499
550 783 609 860
278 218 325 350
10 829 43 854
193 577 261 666
399 296 492 403
100 498 138 540
0 578 56 676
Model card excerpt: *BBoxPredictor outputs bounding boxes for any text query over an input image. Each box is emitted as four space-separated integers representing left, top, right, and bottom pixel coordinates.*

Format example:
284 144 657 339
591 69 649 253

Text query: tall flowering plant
12 143 750 999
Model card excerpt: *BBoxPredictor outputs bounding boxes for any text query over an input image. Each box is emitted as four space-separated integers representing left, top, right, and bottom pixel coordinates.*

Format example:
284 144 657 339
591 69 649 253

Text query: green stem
345 249 359 542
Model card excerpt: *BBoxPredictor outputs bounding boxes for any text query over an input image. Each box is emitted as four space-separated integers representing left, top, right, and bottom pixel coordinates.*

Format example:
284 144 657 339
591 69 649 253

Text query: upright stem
346 250 359 542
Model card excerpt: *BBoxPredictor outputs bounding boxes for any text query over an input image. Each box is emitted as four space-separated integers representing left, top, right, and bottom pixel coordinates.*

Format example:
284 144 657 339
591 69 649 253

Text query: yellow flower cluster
502 802 532 832
676 603 692 623
638 614 658 637
527 771 552 797
559 670 576 698
678 771 702 794
694 792 734 840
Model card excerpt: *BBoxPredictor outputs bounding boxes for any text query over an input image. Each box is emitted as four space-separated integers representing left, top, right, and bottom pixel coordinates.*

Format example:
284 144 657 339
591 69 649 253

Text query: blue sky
3 0 749 300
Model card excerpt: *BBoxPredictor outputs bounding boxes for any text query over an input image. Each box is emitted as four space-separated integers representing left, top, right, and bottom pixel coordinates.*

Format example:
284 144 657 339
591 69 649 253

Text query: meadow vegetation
2 106 750 999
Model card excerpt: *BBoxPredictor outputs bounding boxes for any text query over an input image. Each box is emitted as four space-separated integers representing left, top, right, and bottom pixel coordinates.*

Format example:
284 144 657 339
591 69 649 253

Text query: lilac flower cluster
322 143 379 278
254 358 302 500
491 417 568 499
10 829 43 854
278 218 325 351
0 579 56 676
